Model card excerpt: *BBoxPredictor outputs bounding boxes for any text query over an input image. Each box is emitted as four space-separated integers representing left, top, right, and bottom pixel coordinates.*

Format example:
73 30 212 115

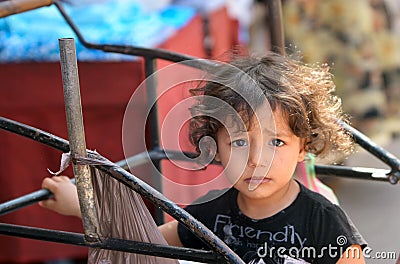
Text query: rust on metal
0 0 53 18
59 38 100 243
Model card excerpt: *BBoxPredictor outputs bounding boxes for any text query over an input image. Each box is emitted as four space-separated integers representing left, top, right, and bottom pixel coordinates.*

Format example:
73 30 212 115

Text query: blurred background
1 0 399 263
277 2 400 263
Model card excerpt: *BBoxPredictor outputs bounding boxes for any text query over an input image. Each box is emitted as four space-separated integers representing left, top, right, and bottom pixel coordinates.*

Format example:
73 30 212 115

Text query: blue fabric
0 1 196 62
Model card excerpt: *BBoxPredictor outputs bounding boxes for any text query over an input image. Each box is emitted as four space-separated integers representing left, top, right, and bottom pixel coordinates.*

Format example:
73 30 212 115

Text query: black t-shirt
178 182 366 264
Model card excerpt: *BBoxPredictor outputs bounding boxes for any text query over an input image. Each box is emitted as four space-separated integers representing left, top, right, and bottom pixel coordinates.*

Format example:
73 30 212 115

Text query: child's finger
51 175 70 182
38 199 56 210
41 177 53 189
41 177 61 192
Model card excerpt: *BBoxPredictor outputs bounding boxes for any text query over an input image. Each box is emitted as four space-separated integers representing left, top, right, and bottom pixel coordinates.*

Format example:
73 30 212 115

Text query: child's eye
269 139 285 147
232 139 248 147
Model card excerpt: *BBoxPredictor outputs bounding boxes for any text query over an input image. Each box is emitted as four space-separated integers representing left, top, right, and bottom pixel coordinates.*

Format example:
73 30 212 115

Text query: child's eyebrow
230 129 247 136
262 127 292 138
229 126 292 138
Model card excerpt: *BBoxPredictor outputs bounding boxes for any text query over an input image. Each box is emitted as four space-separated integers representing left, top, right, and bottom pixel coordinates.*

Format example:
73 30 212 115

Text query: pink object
294 154 339 205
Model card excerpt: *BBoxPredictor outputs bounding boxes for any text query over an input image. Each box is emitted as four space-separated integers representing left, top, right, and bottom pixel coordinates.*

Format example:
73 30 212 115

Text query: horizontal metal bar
0 189 52 216
339 121 400 172
0 179 75 216
315 165 390 182
0 223 223 263
0 116 69 152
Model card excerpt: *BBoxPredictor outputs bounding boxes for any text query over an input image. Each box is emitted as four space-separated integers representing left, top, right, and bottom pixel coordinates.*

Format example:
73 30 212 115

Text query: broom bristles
88 166 179 264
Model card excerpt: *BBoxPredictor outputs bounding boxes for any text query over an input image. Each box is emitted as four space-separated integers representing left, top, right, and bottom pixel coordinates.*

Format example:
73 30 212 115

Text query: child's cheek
222 154 248 184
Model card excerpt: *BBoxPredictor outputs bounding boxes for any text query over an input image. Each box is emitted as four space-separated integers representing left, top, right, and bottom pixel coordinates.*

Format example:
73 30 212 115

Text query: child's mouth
245 177 271 190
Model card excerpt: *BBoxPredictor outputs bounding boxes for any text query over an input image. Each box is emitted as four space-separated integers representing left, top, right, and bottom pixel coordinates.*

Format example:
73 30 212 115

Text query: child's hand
39 176 82 218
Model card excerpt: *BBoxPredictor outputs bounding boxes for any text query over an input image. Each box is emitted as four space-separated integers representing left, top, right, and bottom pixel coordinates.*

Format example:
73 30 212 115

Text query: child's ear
297 139 307 162
298 148 306 162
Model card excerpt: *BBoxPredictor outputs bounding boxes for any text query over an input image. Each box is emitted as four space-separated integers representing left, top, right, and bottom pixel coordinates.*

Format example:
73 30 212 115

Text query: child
40 53 366 263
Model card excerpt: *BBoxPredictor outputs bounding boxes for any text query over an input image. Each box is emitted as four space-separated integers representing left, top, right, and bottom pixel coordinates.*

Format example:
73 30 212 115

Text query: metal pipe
0 0 53 18
58 38 100 243
266 0 285 54
143 57 165 225
0 179 75 216
0 223 224 263
0 116 70 152
339 121 400 172
316 165 390 182
0 189 52 216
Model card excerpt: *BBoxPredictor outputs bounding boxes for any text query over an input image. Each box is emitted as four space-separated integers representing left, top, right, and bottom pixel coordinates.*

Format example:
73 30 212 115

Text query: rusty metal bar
82 152 244 264
0 0 53 18
58 38 100 243
0 223 225 263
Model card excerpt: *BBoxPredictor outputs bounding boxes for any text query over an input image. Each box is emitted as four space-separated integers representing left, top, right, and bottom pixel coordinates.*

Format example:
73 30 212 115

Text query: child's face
215 103 306 200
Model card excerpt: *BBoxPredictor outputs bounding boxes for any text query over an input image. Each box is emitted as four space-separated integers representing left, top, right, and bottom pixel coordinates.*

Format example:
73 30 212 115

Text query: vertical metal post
144 57 164 225
266 0 285 55
58 38 100 243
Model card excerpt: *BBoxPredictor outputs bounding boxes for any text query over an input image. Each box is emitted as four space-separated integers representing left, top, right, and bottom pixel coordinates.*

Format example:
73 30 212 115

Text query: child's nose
247 142 269 167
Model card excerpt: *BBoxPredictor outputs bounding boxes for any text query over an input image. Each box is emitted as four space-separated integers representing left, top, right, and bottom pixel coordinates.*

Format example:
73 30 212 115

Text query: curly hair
189 52 354 162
